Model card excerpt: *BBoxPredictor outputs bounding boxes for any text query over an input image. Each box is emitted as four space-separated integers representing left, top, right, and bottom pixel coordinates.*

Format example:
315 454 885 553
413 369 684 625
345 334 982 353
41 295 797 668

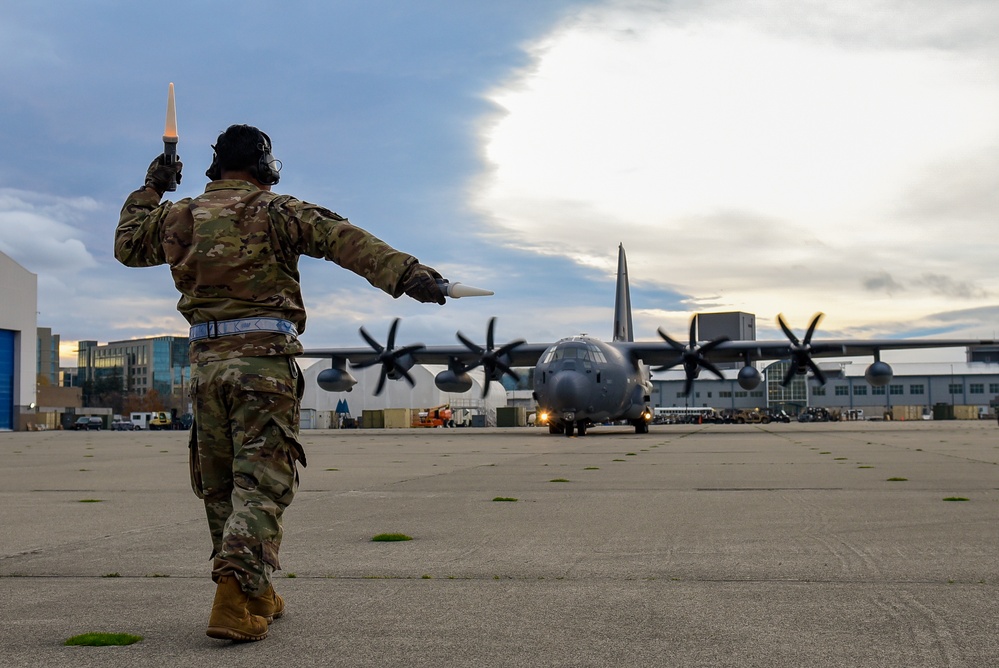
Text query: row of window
815 383 998 397
677 382 999 400
691 390 766 399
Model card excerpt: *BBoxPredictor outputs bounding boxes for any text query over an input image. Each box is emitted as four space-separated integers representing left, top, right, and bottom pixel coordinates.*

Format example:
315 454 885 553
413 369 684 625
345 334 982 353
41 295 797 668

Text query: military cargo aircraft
306 245 994 436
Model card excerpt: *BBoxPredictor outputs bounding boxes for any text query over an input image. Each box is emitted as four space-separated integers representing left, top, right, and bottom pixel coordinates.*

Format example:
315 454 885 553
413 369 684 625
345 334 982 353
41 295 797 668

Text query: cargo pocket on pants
188 422 205 499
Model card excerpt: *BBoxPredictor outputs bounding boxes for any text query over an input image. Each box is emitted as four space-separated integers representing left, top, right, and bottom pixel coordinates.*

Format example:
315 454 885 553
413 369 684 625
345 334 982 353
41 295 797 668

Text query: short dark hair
212 124 268 172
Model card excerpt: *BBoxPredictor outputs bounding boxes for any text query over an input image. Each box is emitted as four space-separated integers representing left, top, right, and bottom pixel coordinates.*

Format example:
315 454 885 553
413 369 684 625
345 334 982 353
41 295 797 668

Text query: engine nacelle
317 367 357 393
737 365 762 390
864 360 893 387
434 369 473 393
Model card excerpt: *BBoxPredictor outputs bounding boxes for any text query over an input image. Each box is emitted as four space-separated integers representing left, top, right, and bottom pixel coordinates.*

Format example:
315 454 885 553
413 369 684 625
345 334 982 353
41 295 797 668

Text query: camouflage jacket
115 180 418 363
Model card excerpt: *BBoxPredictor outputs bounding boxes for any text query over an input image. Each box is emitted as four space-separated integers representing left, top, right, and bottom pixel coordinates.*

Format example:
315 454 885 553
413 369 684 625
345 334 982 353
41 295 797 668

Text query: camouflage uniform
115 180 419 595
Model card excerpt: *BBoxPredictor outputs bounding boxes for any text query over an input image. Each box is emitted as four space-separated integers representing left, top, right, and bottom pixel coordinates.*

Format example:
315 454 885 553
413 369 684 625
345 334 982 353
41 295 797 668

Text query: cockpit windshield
542 343 607 364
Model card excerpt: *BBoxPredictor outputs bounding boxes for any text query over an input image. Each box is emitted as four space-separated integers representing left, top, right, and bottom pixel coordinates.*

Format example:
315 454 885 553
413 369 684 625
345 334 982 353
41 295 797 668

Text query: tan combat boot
248 585 285 623
206 575 269 641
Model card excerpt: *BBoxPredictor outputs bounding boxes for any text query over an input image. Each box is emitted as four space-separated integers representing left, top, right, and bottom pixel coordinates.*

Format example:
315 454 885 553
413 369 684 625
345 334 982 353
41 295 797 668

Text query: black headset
205 128 282 185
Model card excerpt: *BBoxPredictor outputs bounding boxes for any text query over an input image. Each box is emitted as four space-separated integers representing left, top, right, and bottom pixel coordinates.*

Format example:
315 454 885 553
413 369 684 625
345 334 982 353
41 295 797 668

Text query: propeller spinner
350 318 425 395
777 312 826 386
455 317 526 398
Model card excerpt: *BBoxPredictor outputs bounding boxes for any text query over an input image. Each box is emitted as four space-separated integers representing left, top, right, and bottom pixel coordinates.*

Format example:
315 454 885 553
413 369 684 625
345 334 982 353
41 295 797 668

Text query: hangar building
0 251 37 431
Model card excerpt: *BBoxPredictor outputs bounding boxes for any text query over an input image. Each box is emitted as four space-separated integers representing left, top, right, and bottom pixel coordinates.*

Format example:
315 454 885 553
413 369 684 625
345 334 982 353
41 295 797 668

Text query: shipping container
362 410 384 429
496 406 527 427
383 408 412 429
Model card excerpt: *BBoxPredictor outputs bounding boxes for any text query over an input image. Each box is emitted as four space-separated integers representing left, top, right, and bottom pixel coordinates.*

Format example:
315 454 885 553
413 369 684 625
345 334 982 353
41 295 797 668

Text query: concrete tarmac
1 421 997 667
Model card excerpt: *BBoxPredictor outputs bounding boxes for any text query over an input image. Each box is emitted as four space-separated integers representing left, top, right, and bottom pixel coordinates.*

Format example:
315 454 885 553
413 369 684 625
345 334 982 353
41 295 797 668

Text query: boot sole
206 626 268 642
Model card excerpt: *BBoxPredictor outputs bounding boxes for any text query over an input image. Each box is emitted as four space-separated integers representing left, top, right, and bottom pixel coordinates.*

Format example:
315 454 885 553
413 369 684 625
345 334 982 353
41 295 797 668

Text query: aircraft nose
549 370 589 412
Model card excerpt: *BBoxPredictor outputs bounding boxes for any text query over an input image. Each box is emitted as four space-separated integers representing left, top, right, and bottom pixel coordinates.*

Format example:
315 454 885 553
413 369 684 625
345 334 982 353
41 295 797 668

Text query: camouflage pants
188 355 306 596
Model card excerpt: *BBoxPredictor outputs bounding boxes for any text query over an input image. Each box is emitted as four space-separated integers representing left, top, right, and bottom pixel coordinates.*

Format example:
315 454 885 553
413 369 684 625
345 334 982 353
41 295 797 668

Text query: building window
949 383 963 395
990 383 999 394
719 391 732 398
969 383 984 395
835 385 849 396
910 384 924 395
812 386 826 396
889 384 903 395
872 386 885 395
853 385 867 396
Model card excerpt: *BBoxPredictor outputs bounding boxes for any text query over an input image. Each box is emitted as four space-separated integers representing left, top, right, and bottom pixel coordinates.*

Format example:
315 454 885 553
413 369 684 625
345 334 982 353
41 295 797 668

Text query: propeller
655 316 730 396
777 312 826 386
350 318 425 395
455 317 526 398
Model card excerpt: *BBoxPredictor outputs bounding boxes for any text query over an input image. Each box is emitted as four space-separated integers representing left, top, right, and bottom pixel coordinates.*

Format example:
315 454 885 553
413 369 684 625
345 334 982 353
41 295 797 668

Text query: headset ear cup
256 153 279 185
255 131 280 185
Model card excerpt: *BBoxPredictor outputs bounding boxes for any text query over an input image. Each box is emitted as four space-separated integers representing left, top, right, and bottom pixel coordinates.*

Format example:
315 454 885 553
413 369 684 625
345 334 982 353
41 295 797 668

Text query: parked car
73 416 103 430
111 419 134 431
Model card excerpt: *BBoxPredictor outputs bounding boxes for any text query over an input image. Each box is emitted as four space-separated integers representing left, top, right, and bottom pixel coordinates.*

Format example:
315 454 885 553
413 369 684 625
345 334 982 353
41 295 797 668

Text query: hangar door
0 330 13 430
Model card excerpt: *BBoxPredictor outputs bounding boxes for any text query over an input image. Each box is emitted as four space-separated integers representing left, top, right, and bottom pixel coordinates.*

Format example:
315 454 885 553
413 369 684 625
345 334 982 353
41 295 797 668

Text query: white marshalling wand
437 280 494 298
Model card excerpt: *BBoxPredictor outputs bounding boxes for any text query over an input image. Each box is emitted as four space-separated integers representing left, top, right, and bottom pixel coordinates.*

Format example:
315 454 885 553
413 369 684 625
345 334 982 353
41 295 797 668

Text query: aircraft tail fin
612 243 634 342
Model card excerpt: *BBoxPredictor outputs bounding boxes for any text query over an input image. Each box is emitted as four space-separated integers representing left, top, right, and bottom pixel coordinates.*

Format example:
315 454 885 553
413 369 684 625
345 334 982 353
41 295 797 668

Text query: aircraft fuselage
532 336 652 436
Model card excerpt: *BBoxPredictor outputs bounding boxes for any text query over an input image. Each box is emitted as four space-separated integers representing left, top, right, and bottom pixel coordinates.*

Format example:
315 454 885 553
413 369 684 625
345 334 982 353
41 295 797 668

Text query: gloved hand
400 263 446 305
145 154 183 196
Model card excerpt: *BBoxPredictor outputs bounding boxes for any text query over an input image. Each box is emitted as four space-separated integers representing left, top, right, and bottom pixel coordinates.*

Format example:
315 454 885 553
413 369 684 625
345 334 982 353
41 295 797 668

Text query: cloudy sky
2 0 997 366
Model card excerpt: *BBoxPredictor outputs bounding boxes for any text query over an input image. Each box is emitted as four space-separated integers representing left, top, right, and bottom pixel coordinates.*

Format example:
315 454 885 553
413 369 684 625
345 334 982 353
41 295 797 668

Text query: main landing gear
548 420 588 437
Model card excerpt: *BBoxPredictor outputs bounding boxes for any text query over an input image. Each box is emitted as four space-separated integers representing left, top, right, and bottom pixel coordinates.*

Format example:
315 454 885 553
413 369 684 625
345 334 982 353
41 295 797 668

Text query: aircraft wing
622 338 996 367
302 343 551 367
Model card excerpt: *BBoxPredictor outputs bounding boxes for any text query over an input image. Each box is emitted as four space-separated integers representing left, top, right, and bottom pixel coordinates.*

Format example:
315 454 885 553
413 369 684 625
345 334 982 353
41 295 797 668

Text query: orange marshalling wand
162 82 179 191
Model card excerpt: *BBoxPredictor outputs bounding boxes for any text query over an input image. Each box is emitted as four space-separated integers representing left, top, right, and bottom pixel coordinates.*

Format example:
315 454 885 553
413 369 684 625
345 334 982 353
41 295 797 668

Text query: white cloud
471 0 999 334
0 189 100 275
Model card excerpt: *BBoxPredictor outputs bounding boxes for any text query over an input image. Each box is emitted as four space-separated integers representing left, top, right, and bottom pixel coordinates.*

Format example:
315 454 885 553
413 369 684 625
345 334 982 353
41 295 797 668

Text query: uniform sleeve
271 196 418 297
114 186 170 267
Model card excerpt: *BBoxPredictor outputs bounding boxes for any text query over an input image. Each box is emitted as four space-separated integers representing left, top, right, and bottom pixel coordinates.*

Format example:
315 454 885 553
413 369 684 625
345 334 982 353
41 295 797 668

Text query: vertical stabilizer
612 244 634 342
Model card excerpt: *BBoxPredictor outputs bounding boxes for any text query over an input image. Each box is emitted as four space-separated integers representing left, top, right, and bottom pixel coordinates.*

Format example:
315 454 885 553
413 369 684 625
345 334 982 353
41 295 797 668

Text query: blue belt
189 318 298 342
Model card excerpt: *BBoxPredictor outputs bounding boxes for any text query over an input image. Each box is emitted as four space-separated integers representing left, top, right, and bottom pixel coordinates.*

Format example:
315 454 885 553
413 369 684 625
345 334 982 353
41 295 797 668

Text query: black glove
145 154 183 196
400 263 446 305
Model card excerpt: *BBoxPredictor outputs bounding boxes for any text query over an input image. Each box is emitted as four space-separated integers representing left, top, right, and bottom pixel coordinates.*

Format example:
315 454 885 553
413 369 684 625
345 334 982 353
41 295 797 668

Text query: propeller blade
805 357 827 385
701 359 726 381
777 313 799 345
781 361 799 386
357 327 384 356
804 312 824 344
657 328 685 352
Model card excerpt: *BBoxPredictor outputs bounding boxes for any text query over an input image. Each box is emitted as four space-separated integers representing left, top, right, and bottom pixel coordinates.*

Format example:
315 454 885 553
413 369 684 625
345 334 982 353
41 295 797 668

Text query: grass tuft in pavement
64 632 142 646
